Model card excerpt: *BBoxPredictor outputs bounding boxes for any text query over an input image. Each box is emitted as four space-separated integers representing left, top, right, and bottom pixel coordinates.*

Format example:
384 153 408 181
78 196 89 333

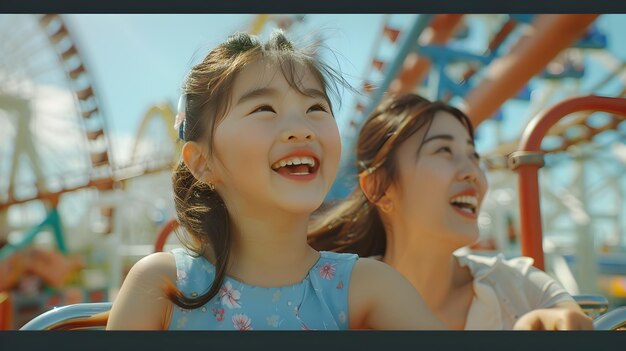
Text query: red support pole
153 219 179 253
512 96 626 271
0 292 12 330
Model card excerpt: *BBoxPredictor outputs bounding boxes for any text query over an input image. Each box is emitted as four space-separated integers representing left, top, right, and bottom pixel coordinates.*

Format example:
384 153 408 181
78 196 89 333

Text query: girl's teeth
272 156 316 170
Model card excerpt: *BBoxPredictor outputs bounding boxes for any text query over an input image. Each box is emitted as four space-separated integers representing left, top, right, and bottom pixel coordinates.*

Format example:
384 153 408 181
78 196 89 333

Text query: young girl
106 32 445 330
309 94 593 330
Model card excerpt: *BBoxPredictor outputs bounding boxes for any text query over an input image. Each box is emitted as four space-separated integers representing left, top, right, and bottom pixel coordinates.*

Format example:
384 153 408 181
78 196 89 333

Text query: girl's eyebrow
301 88 328 101
423 134 475 146
236 87 328 106
236 87 278 105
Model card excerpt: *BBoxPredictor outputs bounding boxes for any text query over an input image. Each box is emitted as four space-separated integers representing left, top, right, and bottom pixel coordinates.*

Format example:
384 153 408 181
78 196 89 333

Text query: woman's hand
513 307 593 330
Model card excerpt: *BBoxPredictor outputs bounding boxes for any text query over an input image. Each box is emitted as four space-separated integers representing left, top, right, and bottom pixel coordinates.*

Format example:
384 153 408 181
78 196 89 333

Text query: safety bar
593 306 626 330
19 302 111 330
573 294 609 319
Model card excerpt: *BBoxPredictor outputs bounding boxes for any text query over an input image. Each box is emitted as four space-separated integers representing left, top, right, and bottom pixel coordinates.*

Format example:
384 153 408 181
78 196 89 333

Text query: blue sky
66 14 390 150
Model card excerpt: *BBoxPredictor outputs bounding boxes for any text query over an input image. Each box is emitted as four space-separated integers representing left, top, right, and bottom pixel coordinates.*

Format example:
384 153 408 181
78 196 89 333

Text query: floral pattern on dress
220 281 241 309
176 316 188 329
300 321 315 330
232 313 253 330
266 315 280 327
318 262 336 280
272 290 282 303
177 269 188 282
338 311 346 324
211 307 225 322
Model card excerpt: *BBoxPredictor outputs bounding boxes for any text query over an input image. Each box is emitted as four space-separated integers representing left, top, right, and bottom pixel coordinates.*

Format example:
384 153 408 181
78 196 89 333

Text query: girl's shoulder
318 250 359 263
129 251 178 282
106 252 177 329
122 251 178 296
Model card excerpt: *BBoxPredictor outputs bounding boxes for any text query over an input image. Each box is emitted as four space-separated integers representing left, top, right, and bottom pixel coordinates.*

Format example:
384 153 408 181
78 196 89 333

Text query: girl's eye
251 105 275 114
307 103 328 113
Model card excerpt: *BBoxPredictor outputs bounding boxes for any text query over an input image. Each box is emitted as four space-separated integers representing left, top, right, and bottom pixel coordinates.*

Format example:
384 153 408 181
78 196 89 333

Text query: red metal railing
153 219 179 253
510 95 626 270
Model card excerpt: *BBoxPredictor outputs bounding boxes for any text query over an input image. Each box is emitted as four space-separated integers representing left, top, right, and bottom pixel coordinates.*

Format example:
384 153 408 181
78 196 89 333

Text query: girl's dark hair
308 94 475 258
167 31 351 309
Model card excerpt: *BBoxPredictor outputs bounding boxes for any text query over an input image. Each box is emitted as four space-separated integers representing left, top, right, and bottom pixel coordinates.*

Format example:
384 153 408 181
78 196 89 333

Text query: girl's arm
348 258 446 330
106 252 177 330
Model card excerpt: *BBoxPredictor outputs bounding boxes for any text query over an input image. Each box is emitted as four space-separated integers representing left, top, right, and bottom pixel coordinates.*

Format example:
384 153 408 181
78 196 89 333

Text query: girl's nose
280 120 315 143
283 130 314 142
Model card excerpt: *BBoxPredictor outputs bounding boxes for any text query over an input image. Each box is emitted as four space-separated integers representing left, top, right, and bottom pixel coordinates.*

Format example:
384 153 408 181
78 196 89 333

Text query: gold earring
378 202 392 214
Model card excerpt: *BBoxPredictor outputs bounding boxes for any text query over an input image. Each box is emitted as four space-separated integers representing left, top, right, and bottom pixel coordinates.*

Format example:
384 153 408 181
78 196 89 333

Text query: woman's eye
437 146 453 154
251 105 275 114
307 104 328 113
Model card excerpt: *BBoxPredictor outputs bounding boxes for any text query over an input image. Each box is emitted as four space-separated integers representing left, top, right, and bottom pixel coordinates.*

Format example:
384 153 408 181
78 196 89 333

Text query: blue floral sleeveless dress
168 248 358 330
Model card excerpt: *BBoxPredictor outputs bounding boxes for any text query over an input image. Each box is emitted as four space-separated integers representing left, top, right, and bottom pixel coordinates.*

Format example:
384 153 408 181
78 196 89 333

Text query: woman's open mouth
449 195 478 219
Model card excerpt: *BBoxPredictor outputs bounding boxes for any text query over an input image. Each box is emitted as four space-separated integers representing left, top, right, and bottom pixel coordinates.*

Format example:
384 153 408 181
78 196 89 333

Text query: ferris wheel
0 14 113 258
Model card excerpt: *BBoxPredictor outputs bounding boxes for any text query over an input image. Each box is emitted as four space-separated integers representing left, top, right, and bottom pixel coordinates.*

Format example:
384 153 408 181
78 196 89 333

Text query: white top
457 253 574 330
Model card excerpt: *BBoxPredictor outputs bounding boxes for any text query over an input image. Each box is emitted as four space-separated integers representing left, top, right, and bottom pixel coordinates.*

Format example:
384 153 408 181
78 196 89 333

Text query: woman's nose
458 157 481 184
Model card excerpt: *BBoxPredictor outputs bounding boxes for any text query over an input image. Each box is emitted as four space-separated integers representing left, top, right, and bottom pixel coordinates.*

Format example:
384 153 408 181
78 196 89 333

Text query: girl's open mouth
271 155 320 180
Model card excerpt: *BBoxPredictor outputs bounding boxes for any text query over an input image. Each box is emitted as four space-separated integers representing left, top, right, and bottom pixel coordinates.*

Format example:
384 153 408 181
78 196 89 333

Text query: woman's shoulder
457 252 534 278
349 256 406 288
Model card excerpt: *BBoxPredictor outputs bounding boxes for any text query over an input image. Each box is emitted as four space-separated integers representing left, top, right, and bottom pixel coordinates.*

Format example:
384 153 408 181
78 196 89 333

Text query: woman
309 94 592 330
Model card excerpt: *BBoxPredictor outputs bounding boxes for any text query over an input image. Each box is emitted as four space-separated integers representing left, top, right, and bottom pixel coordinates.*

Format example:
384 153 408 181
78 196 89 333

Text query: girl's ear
182 141 216 184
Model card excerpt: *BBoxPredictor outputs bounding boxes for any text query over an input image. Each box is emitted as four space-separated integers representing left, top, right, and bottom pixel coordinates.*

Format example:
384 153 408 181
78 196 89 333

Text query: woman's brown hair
308 94 475 258
168 31 351 309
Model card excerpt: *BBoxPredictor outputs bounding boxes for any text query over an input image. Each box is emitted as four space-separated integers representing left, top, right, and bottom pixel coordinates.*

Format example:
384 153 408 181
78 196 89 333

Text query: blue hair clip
174 94 187 141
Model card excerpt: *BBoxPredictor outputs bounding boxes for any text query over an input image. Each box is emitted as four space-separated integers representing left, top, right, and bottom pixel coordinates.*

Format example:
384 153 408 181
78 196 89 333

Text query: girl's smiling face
209 59 341 216
386 111 488 247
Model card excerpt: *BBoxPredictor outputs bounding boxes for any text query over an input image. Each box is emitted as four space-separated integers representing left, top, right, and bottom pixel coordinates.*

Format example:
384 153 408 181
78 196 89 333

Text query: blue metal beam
360 14 434 123
328 15 433 200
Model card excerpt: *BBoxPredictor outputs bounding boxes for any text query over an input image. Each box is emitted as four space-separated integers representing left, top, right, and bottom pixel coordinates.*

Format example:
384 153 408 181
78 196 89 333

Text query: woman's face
385 111 488 248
